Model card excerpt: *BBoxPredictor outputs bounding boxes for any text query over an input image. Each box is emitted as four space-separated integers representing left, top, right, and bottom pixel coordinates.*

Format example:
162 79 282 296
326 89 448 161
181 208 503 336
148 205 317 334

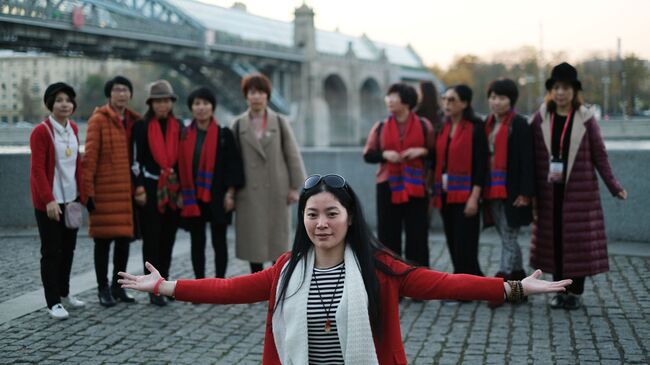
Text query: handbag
43 121 83 229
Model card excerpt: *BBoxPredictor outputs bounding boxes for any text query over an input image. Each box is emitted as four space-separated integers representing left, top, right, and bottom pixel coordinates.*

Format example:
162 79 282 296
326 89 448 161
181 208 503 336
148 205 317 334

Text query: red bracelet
153 277 165 296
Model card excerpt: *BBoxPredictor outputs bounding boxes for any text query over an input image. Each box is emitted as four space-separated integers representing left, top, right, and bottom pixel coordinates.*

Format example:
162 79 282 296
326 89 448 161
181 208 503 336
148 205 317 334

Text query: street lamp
601 76 610 119
518 75 535 115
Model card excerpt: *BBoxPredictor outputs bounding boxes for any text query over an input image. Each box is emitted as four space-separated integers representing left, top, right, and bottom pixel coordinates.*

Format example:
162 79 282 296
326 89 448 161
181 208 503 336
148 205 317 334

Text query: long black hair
414 80 442 127
450 84 482 123
273 179 414 336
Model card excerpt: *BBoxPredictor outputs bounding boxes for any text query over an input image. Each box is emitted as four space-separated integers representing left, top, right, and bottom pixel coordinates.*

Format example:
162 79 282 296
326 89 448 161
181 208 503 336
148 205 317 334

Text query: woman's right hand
46 200 61 221
134 187 146 207
117 262 162 293
382 150 402 163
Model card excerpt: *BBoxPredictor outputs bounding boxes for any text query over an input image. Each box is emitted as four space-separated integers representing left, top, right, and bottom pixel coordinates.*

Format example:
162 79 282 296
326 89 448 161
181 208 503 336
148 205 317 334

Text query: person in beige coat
231 73 306 273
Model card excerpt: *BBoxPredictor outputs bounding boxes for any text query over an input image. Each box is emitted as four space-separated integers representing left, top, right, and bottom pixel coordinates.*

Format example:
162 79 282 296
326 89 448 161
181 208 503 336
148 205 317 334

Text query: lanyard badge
547 110 572 183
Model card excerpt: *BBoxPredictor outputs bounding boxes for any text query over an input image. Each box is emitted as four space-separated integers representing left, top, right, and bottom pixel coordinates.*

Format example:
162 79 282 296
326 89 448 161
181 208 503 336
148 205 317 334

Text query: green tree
76 74 107 120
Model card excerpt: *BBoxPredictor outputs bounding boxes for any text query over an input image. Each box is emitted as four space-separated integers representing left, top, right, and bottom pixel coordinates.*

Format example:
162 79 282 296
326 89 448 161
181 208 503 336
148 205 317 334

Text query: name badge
548 159 564 183
442 173 448 192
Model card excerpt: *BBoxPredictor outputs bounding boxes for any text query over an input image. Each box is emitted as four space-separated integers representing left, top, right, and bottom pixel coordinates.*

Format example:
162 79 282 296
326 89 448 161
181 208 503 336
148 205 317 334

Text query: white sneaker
61 295 85 308
47 304 69 320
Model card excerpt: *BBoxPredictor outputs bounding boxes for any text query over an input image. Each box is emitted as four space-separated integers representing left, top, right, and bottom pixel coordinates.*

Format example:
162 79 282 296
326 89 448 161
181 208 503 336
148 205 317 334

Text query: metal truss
1 0 204 41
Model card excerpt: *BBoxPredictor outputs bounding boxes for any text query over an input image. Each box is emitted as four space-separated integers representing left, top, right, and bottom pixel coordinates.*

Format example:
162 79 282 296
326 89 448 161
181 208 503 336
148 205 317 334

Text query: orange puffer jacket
83 104 141 238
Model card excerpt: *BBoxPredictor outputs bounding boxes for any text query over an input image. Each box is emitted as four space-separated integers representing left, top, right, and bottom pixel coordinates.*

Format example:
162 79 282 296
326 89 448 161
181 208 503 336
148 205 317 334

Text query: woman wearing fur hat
132 80 183 306
530 62 627 310
83 76 141 307
30 82 86 319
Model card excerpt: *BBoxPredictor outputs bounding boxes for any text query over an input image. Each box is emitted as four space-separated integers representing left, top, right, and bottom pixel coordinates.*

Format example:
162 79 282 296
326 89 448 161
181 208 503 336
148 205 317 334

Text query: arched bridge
0 0 442 146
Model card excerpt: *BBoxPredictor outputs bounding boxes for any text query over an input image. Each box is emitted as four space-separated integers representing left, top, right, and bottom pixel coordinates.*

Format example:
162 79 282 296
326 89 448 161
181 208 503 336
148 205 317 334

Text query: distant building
0 51 131 123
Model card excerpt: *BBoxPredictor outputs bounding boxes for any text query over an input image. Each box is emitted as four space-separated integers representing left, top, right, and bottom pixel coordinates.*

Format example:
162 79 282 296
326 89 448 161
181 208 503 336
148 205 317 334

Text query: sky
199 0 650 68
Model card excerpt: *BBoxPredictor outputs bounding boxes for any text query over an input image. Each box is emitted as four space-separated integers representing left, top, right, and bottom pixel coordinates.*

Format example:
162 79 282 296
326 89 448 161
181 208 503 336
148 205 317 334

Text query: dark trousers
440 201 483 276
376 182 430 267
35 207 78 309
94 237 131 290
552 184 586 294
139 181 178 280
188 218 228 278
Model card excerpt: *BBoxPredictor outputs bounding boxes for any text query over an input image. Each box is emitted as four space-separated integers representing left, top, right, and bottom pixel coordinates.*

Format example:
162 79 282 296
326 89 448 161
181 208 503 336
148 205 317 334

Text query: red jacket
29 118 85 211
175 251 504 364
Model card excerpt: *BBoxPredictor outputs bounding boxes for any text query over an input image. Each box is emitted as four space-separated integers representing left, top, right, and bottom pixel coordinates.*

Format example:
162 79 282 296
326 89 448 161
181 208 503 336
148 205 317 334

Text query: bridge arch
359 77 385 143
323 74 349 146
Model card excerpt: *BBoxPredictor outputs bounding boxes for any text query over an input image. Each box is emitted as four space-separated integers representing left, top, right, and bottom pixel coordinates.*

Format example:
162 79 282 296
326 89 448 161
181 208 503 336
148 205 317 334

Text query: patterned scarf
178 118 219 217
380 112 426 204
483 112 513 200
147 115 180 213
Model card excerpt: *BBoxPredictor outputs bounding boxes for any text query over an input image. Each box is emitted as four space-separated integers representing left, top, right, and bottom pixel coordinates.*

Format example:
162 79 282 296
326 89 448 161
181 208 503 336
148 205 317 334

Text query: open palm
117 261 162 293
522 269 572 296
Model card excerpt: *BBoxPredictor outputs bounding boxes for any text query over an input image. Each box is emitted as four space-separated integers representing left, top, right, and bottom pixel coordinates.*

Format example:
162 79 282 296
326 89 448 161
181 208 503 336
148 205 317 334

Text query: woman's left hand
513 195 531 207
521 269 572 296
224 194 235 212
616 189 627 200
287 189 299 205
464 197 479 217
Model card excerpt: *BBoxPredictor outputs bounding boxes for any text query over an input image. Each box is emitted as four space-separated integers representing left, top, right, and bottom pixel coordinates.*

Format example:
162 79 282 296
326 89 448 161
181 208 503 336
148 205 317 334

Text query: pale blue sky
201 0 650 67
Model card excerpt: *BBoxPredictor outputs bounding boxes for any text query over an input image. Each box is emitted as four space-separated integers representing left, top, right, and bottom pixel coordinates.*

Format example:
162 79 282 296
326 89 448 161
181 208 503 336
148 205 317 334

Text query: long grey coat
231 108 306 262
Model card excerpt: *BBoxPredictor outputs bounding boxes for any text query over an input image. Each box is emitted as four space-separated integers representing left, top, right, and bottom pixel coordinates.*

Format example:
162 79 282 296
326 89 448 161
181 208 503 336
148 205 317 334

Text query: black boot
111 283 136 303
98 287 116 307
149 293 167 307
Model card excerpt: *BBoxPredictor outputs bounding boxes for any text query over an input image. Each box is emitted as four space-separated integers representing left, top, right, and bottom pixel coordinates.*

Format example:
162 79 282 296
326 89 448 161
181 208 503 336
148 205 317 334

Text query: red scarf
483 112 513 200
380 112 426 204
178 118 219 217
148 115 180 213
432 119 473 208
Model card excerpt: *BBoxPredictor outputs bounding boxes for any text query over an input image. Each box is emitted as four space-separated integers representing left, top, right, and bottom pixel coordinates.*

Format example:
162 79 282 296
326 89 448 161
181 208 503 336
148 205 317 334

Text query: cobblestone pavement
0 228 648 364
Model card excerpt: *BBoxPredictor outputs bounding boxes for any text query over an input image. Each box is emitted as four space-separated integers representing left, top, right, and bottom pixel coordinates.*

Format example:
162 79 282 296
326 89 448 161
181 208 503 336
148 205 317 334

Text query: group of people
30 73 305 319
363 62 626 310
32 62 624 364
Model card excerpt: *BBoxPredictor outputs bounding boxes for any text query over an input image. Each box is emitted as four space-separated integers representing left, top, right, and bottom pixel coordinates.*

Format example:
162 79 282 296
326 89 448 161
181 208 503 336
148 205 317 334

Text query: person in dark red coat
119 174 571 364
30 82 86 320
530 63 627 310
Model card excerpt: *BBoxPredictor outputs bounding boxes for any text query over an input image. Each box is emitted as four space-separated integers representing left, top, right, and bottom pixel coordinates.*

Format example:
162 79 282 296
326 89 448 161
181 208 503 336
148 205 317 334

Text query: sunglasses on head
303 174 347 190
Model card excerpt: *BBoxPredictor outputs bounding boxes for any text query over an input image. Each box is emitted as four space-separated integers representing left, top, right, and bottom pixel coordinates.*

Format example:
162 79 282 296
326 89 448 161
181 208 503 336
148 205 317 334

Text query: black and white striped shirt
307 262 345 365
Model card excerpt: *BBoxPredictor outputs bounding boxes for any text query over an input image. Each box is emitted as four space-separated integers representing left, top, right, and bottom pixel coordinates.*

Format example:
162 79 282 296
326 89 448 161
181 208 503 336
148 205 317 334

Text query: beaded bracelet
153 277 165 297
506 280 524 303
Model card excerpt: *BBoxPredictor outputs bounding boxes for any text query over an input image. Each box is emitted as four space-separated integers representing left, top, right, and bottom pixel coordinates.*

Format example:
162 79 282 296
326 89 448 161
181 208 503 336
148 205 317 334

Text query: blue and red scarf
433 119 473 208
380 112 426 204
178 118 219 217
483 112 513 200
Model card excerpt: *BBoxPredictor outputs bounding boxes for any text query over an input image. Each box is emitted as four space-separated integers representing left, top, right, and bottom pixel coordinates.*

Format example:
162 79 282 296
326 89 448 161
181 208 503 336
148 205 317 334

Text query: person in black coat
177 87 244 279
482 79 534 294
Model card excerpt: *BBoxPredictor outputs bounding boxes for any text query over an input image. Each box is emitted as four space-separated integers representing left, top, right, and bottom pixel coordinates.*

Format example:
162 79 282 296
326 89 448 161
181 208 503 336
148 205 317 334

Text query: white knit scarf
272 245 379 364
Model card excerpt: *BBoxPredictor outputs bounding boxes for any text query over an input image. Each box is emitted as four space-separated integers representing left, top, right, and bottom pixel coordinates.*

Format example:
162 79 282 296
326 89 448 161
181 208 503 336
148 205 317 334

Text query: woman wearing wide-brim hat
131 79 183 306
529 62 627 310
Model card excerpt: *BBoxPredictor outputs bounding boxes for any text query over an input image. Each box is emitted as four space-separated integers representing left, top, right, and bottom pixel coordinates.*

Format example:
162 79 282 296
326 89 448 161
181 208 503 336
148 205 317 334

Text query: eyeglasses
303 174 347 190
112 86 130 94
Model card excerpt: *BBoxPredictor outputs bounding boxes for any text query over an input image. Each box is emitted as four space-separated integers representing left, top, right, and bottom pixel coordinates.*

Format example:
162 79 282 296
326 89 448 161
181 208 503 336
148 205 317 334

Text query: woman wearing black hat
530 62 627 310
30 82 85 319
178 87 244 279
132 79 183 306
83 76 142 307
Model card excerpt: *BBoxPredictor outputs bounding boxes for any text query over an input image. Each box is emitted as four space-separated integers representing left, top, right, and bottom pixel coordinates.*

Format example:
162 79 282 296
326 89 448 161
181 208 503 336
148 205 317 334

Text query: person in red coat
30 82 86 320
119 174 571 364
530 63 627 310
